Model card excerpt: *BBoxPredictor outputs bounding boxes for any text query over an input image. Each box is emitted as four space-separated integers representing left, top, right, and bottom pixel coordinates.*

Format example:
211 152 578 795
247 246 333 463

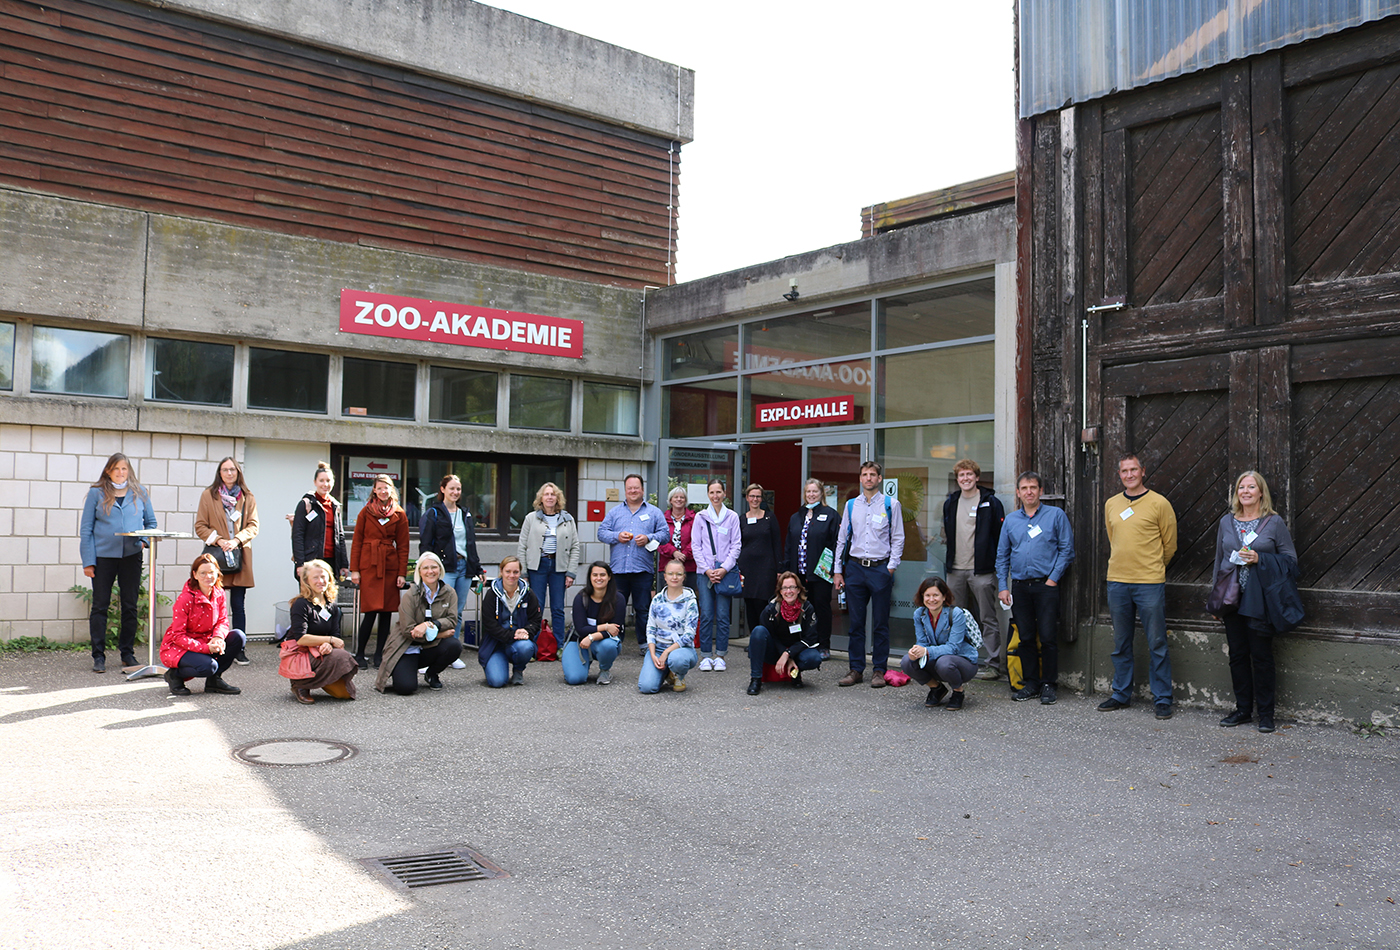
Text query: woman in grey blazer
1211 471 1297 734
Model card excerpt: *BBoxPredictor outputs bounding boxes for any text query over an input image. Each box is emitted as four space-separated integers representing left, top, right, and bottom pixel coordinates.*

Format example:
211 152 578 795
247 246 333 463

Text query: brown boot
323 678 354 700
838 669 863 687
870 670 887 688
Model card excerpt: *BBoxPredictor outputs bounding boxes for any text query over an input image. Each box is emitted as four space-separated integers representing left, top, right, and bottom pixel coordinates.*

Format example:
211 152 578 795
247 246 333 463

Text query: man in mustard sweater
1099 455 1178 719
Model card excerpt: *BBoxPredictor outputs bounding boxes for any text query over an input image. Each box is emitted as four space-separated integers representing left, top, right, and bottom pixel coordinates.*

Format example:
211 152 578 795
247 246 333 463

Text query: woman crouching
280 558 358 704
745 571 824 695
899 576 979 711
159 554 244 696
479 555 541 687
374 552 462 695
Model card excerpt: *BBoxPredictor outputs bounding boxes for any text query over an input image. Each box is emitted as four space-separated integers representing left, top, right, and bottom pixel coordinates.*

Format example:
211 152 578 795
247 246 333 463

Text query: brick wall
0 424 241 643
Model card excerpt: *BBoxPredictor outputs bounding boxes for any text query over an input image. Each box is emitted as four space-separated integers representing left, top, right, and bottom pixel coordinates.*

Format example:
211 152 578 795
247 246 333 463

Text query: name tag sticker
305 510 317 521
317 607 330 621
585 618 596 628
747 517 758 524
1119 507 1134 521
639 513 650 521
378 517 390 525
1242 530 1258 545
718 528 729 536
871 514 887 526
788 623 803 634
969 510 977 519
817 514 828 521
1027 525 1043 539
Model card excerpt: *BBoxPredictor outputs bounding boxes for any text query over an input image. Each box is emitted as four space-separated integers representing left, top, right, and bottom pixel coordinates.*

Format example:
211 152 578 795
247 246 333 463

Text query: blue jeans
638 646 698 693
614 572 654 647
1107 581 1172 705
561 636 620 684
482 639 536 688
747 625 822 679
695 576 733 657
843 560 893 673
442 567 471 625
528 555 568 641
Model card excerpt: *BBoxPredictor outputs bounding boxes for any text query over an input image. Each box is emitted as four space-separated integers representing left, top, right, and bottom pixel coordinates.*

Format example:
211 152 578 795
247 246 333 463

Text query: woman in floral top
640 559 699 693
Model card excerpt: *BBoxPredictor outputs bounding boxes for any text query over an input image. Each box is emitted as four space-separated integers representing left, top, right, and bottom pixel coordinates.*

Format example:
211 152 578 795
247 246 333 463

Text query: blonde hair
498 554 523 572
532 481 568 512
1230 471 1277 518
297 559 339 605
371 473 400 507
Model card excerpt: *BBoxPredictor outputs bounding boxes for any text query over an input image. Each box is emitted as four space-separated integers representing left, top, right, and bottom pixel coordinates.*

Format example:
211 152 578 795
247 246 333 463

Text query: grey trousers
946 568 1002 667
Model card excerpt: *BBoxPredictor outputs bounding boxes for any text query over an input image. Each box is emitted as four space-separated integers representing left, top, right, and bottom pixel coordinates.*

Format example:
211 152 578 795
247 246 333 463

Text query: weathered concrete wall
1061 621 1400 728
646 203 1016 331
136 0 694 142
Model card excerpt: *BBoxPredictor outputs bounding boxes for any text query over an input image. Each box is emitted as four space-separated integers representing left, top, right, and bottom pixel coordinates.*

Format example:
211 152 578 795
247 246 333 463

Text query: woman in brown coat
194 456 260 665
351 474 410 668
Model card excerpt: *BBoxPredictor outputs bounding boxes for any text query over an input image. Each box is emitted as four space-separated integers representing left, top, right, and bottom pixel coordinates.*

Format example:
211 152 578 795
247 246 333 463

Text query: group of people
77 453 1302 724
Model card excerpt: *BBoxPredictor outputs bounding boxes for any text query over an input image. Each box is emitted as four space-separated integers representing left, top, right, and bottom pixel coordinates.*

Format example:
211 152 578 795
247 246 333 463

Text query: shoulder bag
704 518 743 595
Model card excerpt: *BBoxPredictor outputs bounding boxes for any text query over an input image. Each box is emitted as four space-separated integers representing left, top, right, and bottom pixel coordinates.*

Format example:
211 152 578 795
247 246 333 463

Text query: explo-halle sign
339 289 584 358
754 395 857 428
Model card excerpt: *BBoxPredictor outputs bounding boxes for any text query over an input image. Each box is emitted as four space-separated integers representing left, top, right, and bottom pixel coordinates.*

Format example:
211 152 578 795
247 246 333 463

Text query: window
878 280 995 349
429 366 496 425
342 357 415 419
582 381 640 436
145 338 234 405
662 326 737 380
0 323 13 391
248 347 328 413
743 358 872 432
31 326 129 397
404 457 497 531
879 343 994 422
508 463 569 532
743 302 870 363
509 374 571 430
663 377 737 438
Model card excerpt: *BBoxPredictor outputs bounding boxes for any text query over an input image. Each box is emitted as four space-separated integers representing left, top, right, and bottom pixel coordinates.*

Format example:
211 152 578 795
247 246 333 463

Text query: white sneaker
450 658 467 670
712 656 727 671
697 656 714 671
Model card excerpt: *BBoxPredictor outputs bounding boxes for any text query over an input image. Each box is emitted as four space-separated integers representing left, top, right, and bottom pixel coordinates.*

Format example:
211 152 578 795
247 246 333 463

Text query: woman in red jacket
159 554 245 696
351 474 410 669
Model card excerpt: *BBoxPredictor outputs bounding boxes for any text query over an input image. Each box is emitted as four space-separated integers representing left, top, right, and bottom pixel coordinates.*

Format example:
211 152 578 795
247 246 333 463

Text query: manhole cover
361 845 508 890
232 738 357 767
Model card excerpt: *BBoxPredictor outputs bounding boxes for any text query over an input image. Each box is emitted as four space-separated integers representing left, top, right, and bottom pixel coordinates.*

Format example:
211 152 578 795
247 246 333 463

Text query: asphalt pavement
1 645 1397 950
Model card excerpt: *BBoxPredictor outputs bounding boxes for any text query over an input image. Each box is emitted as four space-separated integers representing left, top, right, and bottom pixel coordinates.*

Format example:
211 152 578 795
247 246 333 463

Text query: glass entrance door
659 440 742 508
801 433 869 654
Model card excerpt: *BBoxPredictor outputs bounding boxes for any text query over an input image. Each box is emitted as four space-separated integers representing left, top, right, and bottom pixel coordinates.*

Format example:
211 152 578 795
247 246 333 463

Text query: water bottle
837 589 846 609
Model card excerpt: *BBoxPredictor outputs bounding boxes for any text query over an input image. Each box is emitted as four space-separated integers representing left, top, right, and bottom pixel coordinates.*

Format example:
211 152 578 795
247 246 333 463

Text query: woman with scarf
79 452 158 673
746 571 824 695
351 474 410 669
159 554 244 696
194 457 259 665
657 486 697 590
785 478 840 655
374 552 462 694
479 555 542 688
279 558 358 704
898 576 979 711
1211 471 1300 735
291 461 348 582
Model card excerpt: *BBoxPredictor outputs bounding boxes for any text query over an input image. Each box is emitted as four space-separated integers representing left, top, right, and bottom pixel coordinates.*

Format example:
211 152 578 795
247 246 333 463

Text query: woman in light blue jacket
690 479 741 671
79 453 158 673
898 576 980 710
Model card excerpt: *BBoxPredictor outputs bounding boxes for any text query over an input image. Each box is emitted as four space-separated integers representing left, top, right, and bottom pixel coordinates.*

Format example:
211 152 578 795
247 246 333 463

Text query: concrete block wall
0 424 240 643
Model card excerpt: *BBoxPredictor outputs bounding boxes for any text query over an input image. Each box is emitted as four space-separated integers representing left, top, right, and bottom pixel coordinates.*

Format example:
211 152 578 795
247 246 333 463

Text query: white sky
486 2 1018 283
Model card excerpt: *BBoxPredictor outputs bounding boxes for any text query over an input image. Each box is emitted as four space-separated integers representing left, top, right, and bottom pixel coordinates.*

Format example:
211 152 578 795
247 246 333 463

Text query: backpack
956 606 983 650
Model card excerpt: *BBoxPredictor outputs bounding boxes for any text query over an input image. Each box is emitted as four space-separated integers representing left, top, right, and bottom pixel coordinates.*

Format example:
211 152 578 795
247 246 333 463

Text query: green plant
67 571 171 647
1353 720 1389 738
1 636 85 653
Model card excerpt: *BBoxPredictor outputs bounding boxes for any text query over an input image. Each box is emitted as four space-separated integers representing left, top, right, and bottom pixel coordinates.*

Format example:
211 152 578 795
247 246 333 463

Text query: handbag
278 639 313 679
704 519 743 595
203 543 241 574
1206 566 1240 615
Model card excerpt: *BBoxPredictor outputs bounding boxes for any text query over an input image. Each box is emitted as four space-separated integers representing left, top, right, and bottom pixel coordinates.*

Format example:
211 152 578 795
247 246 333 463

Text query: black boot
746 677 762 696
164 668 191 696
205 675 241 695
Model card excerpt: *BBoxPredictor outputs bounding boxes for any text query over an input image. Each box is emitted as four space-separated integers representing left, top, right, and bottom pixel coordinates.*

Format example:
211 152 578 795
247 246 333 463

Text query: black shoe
92 655 106 674
234 650 250 666
1258 716 1275 733
1040 684 1058 705
205 675 241 695
1012 685 1039 702
790 672 805 688
355 655 368 670
945 691 965 711
120 653 138 667
164 669 191 696
925 685 949 707
426 673 444 690
1097 698 1129 711
1219 710 1252 727
1155 703 1173 720
746 678 762 696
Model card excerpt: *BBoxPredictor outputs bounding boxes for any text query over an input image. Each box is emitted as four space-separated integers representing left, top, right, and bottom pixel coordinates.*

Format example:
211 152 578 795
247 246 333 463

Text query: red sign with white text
755 395 857 428
339 289 584 358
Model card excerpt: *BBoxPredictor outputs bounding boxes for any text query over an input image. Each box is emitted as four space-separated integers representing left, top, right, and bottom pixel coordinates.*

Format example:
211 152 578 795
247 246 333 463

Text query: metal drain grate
360 845 508 890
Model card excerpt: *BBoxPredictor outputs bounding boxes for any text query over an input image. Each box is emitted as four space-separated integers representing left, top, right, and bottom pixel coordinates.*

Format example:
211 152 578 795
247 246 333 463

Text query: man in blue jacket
995 471 1074 705
942 459 1005 680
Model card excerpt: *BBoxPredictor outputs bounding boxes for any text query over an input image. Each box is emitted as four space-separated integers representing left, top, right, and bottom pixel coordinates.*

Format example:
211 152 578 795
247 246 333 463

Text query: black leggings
357 612 392 662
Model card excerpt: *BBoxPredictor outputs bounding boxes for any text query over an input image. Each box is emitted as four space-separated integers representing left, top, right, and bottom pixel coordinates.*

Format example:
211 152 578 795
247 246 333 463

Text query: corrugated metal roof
861 172 1016 237
1020 0 1400 118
